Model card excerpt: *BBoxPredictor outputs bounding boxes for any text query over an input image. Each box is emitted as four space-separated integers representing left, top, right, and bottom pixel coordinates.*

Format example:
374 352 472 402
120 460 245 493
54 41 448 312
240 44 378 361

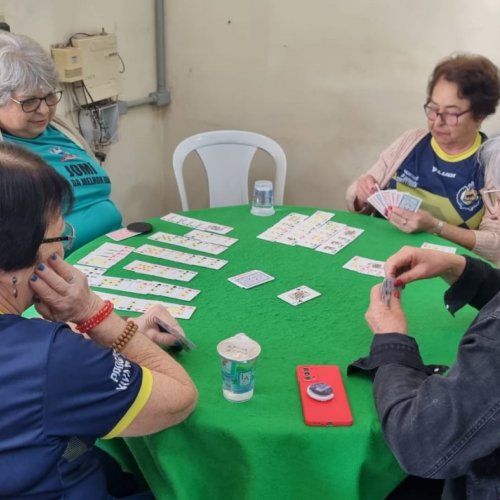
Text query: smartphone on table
296 365 353 426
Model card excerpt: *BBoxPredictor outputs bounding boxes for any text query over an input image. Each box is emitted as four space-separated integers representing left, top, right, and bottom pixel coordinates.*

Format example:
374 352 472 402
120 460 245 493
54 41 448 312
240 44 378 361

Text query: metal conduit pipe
118 0 170 114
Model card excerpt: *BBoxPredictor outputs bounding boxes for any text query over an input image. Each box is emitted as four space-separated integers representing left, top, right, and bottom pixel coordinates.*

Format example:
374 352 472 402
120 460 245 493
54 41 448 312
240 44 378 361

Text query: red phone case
296 365 353 426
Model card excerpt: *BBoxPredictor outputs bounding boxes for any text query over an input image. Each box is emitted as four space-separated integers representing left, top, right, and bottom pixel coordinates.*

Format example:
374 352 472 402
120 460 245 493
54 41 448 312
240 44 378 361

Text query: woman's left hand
29 253 101 324
387 207 437 233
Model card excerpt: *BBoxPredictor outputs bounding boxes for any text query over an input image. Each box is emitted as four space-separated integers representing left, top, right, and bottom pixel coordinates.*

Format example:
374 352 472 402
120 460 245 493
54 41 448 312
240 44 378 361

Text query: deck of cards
368 188 422 218
381 277 402 306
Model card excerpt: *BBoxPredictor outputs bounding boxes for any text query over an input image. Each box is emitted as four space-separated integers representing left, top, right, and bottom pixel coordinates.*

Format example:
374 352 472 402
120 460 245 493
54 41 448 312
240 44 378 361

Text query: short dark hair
0 142 73 271
427 53 500 120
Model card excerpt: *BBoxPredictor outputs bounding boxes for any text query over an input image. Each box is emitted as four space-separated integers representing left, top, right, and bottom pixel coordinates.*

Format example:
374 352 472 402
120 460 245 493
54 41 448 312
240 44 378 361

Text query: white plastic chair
172 130 287 210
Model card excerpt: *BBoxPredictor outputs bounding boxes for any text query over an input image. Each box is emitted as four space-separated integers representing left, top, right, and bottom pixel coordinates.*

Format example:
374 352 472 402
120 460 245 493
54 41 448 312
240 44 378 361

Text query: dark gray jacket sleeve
348 255 500 478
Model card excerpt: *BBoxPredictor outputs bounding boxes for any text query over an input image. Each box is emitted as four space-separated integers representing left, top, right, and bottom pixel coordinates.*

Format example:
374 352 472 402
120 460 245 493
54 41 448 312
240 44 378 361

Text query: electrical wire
62 30 121 156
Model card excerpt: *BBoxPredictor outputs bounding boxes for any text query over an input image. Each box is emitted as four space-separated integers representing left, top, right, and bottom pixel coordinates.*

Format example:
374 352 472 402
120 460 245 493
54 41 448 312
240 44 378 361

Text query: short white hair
0 31 59 105
479 136 500 186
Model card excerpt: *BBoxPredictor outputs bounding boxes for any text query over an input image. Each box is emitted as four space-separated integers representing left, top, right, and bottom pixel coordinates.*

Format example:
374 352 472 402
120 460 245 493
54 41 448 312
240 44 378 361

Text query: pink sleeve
345 129 428 212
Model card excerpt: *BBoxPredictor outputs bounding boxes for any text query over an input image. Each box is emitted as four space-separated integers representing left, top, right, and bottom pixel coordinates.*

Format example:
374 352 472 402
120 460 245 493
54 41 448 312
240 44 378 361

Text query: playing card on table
149 232 228 255
228 270 275 289
77 242 135 269
89 274 201 301
275 210 335 245
95 292 196 319
421 242 457 254
342 256 385 277
124 260 198 282
278 285 321 306
161 213 233 234
134 244 228 270
295 221 346 249
315 226 364 255
74 265 107 286
184 229 238 247
257 213 309 242
106 227 141 241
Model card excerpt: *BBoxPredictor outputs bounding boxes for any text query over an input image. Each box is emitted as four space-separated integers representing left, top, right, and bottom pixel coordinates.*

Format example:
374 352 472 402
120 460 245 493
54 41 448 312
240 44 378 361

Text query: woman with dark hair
0 30 122 252
0 142 198 498
346 53 500 265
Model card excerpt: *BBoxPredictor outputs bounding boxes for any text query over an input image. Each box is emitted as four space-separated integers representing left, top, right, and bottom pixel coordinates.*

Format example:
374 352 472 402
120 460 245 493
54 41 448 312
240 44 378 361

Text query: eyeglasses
480 188 500 218
423 104 471 126
9 90 63 113
41 222 75 251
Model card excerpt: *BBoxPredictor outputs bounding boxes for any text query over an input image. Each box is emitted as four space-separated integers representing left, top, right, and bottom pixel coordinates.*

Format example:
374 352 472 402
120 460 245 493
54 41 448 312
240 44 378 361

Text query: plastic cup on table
250 180 275 216
216 333 261 402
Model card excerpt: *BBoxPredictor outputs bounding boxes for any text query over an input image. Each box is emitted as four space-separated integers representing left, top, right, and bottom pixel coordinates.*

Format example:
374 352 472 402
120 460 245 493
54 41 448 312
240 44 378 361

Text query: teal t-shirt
3 126 122 252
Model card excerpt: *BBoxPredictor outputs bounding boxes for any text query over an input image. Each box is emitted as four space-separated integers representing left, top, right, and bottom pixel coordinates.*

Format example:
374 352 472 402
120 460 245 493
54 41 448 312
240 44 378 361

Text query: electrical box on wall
71 33 120 102
51 46 83 82
79 101 119 149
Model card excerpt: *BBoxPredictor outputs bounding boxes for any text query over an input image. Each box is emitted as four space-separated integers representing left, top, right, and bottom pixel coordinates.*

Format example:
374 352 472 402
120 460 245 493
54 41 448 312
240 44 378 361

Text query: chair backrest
172 130 287 210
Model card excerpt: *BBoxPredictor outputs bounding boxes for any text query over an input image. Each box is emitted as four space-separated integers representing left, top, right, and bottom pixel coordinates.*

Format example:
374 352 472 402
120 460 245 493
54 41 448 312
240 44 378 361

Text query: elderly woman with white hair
479 136 500 220
0 30 122 251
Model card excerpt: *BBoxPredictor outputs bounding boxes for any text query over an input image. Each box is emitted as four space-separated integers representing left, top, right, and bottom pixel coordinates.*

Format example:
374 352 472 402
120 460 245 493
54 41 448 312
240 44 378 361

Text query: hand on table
365 284 408 335
387 207 436 233
384 246 466 286
29 253 101 324
354 175 378 212
135 305 186 347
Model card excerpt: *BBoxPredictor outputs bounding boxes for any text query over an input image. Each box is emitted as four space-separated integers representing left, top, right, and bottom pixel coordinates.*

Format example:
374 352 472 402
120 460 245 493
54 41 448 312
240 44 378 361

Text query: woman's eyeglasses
9 90 63 113
41 222 75 251
423 104 471 126
480 188 500 218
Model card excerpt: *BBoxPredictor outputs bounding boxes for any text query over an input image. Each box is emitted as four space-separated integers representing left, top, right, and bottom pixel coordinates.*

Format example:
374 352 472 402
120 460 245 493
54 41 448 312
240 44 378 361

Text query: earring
11 276 18 298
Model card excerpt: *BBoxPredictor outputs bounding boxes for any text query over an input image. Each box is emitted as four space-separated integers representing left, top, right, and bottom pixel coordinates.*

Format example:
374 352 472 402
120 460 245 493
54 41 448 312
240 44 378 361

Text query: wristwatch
432 220 445 235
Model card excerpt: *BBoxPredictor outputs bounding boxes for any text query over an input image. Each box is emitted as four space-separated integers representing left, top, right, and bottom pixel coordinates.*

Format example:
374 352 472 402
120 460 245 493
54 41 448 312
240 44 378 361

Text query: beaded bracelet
112 321 139 352
76 300 114 333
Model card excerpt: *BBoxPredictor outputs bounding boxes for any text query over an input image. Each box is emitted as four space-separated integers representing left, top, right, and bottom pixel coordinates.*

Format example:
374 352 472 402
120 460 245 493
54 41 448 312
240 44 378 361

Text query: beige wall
1 0 500 221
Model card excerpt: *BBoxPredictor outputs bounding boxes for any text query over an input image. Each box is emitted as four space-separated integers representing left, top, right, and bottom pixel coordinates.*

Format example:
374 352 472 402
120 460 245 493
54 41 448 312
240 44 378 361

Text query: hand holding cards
153 316 196 351
368 188 422 218
381 277 402 306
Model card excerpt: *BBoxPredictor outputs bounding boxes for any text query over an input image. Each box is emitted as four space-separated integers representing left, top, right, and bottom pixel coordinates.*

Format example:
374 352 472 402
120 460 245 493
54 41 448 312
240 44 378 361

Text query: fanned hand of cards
367 189 422 218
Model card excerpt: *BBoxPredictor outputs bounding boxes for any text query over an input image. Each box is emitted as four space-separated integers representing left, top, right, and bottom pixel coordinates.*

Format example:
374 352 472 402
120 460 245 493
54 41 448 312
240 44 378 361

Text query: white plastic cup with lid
251 180 275 216
216 333 261 402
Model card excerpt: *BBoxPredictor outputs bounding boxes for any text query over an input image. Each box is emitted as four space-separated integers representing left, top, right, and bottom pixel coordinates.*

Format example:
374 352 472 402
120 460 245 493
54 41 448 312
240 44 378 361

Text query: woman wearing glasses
346 53 500 265
0 142 197 498
0 31 122 252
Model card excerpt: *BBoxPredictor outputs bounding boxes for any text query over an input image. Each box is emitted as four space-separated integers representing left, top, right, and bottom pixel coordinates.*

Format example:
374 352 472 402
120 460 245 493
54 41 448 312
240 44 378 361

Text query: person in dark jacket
350 245 500 500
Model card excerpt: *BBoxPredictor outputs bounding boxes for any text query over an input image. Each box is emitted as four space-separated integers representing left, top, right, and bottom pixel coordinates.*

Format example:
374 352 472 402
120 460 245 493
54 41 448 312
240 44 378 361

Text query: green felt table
68 205 478 500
